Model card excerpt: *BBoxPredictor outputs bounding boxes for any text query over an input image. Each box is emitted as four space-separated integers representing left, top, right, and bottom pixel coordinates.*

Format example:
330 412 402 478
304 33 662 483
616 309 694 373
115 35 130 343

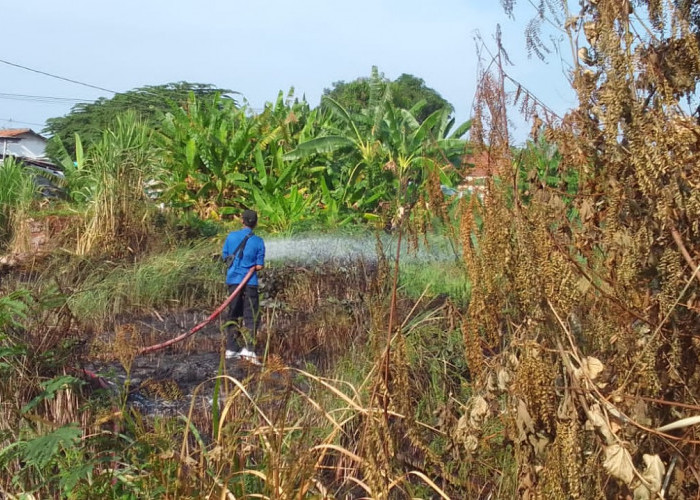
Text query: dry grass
262 262 374 370
168 365 455 499
73 112 162 257
1 248 479 497
453 1 700 497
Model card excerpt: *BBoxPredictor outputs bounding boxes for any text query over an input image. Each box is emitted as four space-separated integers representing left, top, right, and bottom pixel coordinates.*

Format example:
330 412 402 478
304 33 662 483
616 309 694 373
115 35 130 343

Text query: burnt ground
4 253 453 417
81 261 378 414
84 352 278 415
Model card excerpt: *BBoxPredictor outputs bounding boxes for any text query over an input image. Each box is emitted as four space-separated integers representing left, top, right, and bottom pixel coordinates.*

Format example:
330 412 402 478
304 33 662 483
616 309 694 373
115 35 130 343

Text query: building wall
1 134 47 159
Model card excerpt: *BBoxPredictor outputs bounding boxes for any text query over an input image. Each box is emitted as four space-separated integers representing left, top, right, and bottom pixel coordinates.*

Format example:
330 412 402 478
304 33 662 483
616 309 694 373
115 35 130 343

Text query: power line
0 92 91 104
0 117 46 127
0 58 116 94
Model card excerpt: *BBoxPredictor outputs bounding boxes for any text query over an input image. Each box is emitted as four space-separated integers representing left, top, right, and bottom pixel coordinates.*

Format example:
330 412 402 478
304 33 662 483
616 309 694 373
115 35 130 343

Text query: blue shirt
222 227 265 286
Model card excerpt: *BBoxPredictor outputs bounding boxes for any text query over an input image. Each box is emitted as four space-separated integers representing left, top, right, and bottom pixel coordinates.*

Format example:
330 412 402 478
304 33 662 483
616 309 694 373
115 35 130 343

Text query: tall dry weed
460 1 700 497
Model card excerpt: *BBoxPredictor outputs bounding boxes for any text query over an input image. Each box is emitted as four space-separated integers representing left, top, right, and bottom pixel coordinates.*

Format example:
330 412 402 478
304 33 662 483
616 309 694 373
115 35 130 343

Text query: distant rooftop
463 150 493 178
0 128 33 138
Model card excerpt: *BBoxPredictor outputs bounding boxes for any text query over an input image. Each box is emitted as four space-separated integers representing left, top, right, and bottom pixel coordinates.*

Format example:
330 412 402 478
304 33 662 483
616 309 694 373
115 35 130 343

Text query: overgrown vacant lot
1 226 477 498
2 1 700 497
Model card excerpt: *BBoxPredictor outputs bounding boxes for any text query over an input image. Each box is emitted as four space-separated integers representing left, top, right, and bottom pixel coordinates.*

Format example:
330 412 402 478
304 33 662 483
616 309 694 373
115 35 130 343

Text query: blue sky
1 0 577 144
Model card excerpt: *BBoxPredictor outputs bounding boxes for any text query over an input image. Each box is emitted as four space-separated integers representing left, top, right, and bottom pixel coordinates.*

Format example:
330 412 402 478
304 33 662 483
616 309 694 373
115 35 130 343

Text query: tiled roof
0 128 32 138
466 168 491 178
463 151 493 178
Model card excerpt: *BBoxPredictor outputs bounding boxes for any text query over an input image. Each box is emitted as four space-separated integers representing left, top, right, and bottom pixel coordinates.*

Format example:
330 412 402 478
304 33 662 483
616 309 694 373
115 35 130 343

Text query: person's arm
254 240 265 271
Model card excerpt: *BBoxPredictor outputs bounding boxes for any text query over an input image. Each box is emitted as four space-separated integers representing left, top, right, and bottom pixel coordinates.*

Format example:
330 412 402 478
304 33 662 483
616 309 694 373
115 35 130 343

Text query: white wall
1 134 47 159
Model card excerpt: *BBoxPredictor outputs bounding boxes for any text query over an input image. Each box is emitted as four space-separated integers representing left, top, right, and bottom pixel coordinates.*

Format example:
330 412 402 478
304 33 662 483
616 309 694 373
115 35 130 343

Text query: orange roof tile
462 151 493 178
0 128 32 138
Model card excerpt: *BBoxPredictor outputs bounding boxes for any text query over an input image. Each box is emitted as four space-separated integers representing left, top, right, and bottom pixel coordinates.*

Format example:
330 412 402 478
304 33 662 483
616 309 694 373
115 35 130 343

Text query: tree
43 82 235 159
284 95 391 214
323 67 454 123
285 86 469 216
158 93 254 216
390 74 454 121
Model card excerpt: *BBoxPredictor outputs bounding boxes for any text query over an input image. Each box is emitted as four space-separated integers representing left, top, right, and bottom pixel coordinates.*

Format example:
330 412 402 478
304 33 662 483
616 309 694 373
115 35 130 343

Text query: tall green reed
0 157 37 252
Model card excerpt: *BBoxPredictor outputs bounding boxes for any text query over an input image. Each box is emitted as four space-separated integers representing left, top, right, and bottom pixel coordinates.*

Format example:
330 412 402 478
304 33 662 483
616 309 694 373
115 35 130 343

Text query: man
222 209 265 362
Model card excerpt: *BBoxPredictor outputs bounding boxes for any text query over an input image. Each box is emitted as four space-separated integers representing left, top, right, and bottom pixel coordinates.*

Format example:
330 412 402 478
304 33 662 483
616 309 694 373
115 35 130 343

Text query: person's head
242 209 258 229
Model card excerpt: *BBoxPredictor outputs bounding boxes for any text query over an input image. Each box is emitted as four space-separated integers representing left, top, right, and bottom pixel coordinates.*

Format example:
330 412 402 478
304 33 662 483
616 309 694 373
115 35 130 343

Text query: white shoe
225 350 239 359
238 348 260 365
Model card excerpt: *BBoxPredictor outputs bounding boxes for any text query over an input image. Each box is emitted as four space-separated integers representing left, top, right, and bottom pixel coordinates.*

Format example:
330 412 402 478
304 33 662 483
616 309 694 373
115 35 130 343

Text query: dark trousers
226 284 259 351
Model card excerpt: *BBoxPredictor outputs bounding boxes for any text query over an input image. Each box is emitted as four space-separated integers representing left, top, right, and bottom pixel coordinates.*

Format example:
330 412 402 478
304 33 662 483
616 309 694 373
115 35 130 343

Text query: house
0 128 47 159
1 129 64 197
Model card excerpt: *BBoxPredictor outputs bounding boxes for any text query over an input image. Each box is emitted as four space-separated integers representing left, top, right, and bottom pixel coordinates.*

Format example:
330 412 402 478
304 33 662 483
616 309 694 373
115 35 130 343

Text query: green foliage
404 324 471 419
317 176 358 226
0 290 31 332
20 425 82 470
285 86 391 215
0 157 38 249
517 139 579 208
324 75 372 114
157 87 336 227
67 242 223 328
324 66 454 122
0 289 99 498
159 92 255 215
285 97 390 213
173 212 223 239
0 294 30 378
38 75 463 234
21 376 84 413
54 133 91 203
245 138 320 232
287 91 469 220
255 88 318 151
391 73 455 121
75 111 162 255
0 422 98 498
399 260 471 304
252 184 316 233
44 82 234 159
381 102 470 211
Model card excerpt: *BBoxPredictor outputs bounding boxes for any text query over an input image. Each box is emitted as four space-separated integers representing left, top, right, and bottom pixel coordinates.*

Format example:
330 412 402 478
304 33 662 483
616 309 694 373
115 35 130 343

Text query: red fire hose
138 267 256 355
77 268 255 389
78 367 112 390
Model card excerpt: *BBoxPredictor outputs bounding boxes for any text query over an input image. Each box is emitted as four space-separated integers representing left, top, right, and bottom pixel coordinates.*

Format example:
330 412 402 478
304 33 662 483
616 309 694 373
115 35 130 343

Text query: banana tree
283 95 391 214
159 93 255 216
251 183 317 233
255 88 317 151
380 103 470 204
282 67 392 213
54 133 92 203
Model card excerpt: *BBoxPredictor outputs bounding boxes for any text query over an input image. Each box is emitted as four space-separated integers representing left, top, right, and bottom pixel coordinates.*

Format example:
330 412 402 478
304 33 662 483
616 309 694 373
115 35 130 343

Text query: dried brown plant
466 0 700 496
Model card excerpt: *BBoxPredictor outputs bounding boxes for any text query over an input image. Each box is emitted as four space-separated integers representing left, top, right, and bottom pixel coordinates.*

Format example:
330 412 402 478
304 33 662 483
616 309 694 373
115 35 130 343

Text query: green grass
399 259 471 304
67 242 224 327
